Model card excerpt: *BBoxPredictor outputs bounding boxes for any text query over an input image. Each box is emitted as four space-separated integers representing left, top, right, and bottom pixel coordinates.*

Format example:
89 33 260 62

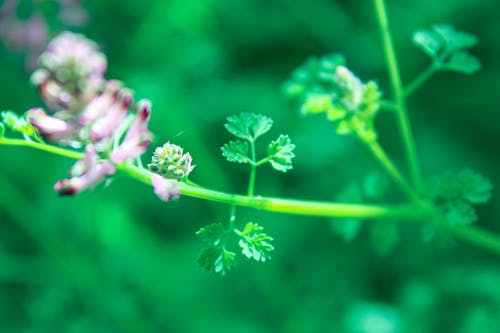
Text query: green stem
3 138 500 257
404 64 437 97
229 205 237 230
379 99 399 111
119 162 427 219
0 138 84 159
255 155 273 167
362 138 423 205
247 140 257 197
373 0 422 190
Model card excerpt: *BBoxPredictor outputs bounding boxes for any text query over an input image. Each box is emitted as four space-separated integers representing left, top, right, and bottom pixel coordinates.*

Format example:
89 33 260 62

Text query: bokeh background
1 0 500 332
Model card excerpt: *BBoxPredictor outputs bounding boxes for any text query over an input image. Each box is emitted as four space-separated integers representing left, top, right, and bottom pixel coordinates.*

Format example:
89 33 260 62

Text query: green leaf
371 219 399 255
225 113 273 141
283 53 345 101
267 134 295 172
413 24 480 75
363 171 389 202
413 29 443 58
0 122 4 139
425 168 492 227
442 51 481 74
1 111 37 138
331 218 363 241
196 223 226 246
446 201 477 225
236 222 274 262
458 169 492 204
433 24 478 52
221 141 250 164
301 93 333 115
197 246 236 275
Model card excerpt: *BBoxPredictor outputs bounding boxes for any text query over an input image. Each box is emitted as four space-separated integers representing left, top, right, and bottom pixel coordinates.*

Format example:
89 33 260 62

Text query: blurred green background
1 0 500 332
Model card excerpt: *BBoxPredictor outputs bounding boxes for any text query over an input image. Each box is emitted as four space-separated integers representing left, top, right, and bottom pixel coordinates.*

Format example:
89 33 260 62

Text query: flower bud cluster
31 32 106 115
149 142 195 179
26 32 153 195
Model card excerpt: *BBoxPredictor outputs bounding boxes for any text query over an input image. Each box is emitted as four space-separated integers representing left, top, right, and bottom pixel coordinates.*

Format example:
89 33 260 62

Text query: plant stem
3 138 500 257
229 205 237 230
247 139 257 197
404 64 437 97
379 99 399 111
119 162 428 219
362 139 423 205
0 138 84 159
373 0 422 190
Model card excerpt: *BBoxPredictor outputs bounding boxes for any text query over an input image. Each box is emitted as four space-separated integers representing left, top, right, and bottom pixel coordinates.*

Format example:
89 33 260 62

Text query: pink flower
26 107 77 141
110 99 153 163
54 145 116 195
79 80 122 125
90 89 133 141
152 174 180 202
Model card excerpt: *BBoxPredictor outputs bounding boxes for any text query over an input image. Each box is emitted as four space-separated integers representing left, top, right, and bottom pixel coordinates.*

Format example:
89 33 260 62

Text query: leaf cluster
196 221 274 276
413 24 481 74
196 223 236 275
221 112 295 173
425 169 492 225
236 222 274 262
283 56 381 142
0 110 39 140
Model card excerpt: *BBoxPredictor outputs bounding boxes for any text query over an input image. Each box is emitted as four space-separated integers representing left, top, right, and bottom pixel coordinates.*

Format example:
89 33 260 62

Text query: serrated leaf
283 53 345 101
301 93 333 115
224 113 273 141
330 218 363 241
458 169 492 204
446 201 477 225
443 52 481 74
237 222 274 262
433 24 478 52
221 141 250 164
197 246 236 276
196 223 225 246
267 134 295 172
413 29 443 57
371 219 399 255
413 24 480 75
363 171 389 202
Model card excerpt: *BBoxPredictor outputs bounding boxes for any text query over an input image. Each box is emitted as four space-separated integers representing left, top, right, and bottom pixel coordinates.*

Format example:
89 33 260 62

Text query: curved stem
404 64 437 97
373 0 423 191
0 138 84 159
247 139 257 197
3 138 500 257
361 138 423 205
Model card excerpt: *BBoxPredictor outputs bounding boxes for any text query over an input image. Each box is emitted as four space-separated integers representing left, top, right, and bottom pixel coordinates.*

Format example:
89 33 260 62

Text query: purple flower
32 31 107 114
26 107 78 142
54 145 116 195
79 80 122 125
152 174 180 202
110 99 153 163
90 89 133 142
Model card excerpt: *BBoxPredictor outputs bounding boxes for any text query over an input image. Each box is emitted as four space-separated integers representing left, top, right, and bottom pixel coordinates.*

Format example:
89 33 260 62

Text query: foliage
196 220 274 275
426 169 493 225
0 0 499 332
236 222 274 262
413 24 481 73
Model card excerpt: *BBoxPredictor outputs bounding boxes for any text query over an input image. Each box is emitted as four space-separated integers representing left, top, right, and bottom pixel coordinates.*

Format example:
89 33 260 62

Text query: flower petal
151 174 180 202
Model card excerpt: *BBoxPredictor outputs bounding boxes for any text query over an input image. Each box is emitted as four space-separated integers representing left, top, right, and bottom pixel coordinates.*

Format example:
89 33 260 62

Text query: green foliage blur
1 0 500 332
